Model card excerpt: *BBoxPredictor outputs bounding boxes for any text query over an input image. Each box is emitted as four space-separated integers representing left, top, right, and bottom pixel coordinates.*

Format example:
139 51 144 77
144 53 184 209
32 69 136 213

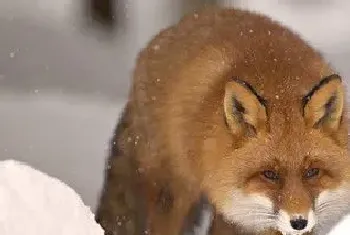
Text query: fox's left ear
302 74 344 133
224 78 268 137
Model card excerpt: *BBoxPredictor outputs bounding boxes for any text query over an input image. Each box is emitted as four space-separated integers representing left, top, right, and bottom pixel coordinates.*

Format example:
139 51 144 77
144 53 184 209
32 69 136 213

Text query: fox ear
303 74 344 133
224 79 268 137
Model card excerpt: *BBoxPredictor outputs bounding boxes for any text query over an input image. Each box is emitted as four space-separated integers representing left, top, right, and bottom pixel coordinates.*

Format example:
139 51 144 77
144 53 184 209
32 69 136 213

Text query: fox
95 6 350 235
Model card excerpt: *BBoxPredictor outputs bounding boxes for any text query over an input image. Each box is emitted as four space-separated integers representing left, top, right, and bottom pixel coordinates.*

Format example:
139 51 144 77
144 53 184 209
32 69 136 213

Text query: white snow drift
0 160 104 235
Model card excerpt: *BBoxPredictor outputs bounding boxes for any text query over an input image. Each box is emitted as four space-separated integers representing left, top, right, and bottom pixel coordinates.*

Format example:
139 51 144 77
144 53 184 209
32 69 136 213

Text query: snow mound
329 214 350 235
0 160 104 235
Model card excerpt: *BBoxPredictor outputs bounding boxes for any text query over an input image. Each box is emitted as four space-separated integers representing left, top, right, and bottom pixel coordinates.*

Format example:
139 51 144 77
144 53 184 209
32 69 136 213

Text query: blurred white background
0 0 350 218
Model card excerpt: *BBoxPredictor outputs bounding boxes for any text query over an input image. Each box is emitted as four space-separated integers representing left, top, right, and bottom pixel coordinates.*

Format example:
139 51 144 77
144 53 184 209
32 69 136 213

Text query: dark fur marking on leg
108 104 130 159
95 104 148 235
156 186 174 214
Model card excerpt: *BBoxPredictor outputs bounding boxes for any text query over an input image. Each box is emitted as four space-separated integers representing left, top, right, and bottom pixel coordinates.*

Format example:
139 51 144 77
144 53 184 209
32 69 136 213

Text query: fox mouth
274 210 315 235
276 226 313 235
278 231 311 235
219 191 317 234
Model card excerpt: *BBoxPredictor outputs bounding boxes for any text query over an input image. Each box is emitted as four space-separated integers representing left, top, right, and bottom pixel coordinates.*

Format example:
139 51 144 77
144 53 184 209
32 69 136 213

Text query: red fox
95 7 350 235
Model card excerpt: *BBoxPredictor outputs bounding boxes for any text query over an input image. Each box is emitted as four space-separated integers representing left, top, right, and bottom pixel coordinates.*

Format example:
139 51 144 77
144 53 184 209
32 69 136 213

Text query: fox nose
290 219 308 230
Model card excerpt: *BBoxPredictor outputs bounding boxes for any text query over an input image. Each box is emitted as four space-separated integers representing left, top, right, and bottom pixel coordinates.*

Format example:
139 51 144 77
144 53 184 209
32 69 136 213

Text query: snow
0 159 104 235
330 218 350 235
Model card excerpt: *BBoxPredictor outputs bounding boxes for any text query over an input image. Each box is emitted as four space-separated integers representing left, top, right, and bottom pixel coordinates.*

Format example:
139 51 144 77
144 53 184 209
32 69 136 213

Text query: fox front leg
181 195 215 235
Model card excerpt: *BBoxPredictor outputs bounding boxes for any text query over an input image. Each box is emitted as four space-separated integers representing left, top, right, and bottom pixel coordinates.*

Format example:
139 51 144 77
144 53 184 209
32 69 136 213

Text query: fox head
201 73 350 235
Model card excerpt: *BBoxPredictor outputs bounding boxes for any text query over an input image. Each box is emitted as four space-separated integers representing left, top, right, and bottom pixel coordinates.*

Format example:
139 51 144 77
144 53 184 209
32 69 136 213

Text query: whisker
317 203 350 213
233 215 277 220
316 199 348 209
234 218 276 228
228 211 277 217
316 205 347 213
229 209 276 214
316 198 350 207
316 196 350 207
227 212 277 219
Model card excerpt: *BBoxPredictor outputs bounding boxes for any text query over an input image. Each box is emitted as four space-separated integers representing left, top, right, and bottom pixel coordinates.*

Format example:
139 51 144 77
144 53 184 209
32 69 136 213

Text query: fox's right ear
302 74 344 133
224 79 268 137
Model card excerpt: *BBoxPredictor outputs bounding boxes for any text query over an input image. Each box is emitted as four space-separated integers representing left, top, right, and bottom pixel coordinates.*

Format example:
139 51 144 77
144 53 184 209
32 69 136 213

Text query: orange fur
96 7 350 235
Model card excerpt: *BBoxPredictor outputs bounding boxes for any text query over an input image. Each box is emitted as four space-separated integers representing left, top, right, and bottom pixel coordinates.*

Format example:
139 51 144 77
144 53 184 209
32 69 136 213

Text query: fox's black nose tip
290 219 308 230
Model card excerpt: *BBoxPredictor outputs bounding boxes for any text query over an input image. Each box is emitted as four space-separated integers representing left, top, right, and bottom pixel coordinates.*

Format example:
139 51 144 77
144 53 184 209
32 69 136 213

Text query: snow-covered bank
0 159 104 235
330 217 350 235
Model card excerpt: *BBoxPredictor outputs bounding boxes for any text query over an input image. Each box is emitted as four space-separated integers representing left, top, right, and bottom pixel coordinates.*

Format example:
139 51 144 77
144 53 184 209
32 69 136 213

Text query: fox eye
304 168 320 179
261 170 279 181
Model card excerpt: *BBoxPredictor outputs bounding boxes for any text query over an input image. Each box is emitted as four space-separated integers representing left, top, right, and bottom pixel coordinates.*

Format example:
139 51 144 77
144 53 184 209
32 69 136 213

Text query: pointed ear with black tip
224 79 268 137
302 74 344 133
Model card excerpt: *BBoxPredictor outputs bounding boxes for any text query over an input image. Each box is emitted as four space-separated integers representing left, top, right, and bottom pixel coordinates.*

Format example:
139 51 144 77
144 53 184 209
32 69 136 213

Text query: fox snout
277 210 315 234
290 215 308 230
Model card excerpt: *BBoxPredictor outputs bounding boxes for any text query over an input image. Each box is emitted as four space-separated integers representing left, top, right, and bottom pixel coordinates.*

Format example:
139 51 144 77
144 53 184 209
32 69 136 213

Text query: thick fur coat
95 7 350 235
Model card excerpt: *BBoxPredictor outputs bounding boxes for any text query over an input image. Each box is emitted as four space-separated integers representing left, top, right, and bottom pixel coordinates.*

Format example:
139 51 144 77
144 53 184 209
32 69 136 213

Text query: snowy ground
0 160 104 235
0 0 350 234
